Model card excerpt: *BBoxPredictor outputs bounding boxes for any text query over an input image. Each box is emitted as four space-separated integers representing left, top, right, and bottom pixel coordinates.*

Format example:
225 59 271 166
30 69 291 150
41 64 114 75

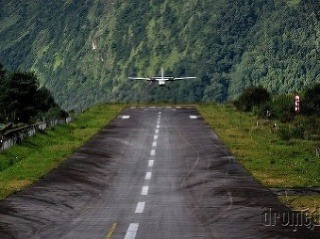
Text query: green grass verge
198 103 320 188
0 104 125 200
278 195 320 224
198 103 320 212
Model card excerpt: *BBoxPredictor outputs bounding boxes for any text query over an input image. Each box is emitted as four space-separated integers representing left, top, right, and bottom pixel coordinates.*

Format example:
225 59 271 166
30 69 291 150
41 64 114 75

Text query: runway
0 107 318 238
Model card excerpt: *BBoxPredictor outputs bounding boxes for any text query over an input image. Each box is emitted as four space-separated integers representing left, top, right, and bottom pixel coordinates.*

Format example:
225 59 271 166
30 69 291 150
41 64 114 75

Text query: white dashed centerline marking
145 172 152 180
141 186 149 196
150 149 156 156
125 111 164 239
148 160 154 167
189 115 198 119
124 223 139 239
135 202 145 214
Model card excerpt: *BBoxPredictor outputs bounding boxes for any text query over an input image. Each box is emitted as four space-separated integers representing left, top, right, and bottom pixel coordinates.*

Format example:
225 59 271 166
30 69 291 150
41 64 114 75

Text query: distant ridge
0 0 319 110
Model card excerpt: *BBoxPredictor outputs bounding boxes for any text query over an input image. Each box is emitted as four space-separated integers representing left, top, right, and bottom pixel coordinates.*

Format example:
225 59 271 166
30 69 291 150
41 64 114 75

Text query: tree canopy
0 64 63 123
234 86 271 112
302 84 320 116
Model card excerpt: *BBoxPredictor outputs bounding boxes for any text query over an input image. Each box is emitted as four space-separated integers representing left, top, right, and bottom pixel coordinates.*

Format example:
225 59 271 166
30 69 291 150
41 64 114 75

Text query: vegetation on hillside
0 0 319 110
0 63 65 124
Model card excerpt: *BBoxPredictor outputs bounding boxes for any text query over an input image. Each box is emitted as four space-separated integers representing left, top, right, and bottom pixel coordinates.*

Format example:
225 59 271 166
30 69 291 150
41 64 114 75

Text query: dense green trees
0 0 319 110
0 64 63 123
302 84 320 116
0 63 8 120
234 86 271 112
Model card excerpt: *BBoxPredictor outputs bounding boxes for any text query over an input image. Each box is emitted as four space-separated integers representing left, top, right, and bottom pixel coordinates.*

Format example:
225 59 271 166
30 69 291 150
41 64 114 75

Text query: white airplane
128 68 196 86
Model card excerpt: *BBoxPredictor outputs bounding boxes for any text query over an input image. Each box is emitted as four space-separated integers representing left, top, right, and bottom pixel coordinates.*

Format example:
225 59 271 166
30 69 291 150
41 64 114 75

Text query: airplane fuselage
129 68 196 86
158 80 166 86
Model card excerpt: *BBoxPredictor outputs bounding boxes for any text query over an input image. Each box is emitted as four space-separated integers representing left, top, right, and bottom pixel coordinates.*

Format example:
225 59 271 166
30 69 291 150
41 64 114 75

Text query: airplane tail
161 68 164 79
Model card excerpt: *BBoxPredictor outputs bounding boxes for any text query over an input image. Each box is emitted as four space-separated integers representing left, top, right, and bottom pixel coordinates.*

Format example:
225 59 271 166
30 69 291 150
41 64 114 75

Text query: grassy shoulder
0 104 125 200
198 103 320 212
278 195 320 222
198 103 319 188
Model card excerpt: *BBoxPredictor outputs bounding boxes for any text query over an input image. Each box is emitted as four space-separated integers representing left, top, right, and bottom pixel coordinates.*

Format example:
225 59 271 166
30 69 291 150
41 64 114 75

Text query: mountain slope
0 0 319 110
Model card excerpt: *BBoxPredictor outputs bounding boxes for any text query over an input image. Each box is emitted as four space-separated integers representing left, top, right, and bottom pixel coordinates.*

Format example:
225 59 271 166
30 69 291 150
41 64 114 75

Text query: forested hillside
0 0 319 110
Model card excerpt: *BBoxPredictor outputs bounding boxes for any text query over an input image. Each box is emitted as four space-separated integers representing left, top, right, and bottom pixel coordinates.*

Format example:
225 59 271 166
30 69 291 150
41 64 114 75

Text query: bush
290 123 305 139
280 111 294 123
302 84 320 116
291 115 320 140
270 94 295 121
277 126 291 141
252 101 272 118
235 86 271 112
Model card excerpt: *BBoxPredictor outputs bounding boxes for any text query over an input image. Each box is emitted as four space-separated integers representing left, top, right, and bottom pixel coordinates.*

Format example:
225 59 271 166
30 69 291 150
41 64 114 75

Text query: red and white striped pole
294 95 300 114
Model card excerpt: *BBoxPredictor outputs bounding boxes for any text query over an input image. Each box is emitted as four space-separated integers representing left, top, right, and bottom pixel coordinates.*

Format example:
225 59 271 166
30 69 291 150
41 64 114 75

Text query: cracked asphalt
0 107 318 238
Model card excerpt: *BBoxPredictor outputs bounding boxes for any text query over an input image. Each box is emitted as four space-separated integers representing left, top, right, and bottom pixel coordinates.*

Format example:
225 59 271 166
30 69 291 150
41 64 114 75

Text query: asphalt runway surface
0 107 318 238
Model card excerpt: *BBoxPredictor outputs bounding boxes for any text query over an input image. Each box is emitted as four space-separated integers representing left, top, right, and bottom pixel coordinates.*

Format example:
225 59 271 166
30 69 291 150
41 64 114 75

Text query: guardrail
0 117 72 152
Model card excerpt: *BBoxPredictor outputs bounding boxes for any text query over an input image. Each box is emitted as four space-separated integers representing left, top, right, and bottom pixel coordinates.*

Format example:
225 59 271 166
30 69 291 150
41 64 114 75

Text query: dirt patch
8 180 32 190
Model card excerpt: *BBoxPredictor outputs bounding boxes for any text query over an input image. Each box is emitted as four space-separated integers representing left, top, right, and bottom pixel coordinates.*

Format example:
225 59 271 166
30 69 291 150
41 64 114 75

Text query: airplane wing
173 77 197 80
128 77 152 81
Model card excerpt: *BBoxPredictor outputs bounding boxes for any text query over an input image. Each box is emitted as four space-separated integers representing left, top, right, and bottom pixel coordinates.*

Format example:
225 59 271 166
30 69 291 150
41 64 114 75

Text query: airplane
128 68 196 86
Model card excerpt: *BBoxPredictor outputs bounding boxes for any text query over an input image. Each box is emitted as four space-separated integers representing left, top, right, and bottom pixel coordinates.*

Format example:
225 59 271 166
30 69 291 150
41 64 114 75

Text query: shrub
280 111 294 123
291 115 320 140
253 101 273 118
235 86 271 112
290 123 305 139
277 126 291 141
302 84 320 116
270 94 295 120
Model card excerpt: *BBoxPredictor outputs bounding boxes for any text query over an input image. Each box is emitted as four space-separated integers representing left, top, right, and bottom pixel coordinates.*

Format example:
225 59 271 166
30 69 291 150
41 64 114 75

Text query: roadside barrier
0 117 72 152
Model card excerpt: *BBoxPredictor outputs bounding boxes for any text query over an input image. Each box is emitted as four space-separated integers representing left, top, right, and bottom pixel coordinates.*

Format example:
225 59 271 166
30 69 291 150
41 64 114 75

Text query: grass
278 195 320 224
198 103 320 213
0 103 125 200
198 103 320 188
